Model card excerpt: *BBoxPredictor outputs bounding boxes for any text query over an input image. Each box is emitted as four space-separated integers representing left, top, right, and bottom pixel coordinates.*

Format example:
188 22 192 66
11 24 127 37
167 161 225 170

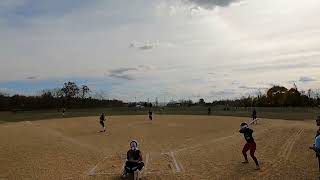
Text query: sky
0 0 320 102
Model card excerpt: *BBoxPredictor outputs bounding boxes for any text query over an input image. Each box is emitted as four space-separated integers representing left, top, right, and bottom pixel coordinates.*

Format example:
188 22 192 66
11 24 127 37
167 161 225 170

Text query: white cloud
0 0 320 101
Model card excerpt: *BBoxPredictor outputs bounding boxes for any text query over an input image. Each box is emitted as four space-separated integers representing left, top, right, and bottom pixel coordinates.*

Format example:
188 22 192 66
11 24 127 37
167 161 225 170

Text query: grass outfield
0 106 319 122
0 115 318 179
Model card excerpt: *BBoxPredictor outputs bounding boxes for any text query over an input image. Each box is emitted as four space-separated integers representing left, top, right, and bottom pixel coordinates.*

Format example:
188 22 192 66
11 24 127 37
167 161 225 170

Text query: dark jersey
315 128 320 157
239 128 255 143
316 128 320 138
100 114 105 122
148 111 152 116
252 110 257 118
127 150 142 161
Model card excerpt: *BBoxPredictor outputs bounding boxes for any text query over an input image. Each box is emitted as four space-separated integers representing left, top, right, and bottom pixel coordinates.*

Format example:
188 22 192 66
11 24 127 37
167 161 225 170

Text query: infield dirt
0 115 318 179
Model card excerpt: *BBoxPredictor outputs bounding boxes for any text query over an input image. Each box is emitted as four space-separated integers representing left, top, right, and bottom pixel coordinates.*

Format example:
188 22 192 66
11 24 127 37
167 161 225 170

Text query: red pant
242 142 259 166
242 142 256 156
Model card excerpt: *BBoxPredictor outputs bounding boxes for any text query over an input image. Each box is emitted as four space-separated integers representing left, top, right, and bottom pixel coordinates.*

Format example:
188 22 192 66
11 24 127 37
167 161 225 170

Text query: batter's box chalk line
87 152 183 177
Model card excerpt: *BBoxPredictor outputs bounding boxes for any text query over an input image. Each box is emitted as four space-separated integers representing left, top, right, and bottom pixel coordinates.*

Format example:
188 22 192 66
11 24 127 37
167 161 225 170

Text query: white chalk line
158 127 268 174
88 123 267 177
45 128 103 153
145 153 149 171
86 156 110 176
88 165 97 176
86 133 241 177
172 123 268 154
28 124 111 178
28 123 106 154
170 151 181 173
174 134 237 153
178 161 184 172
89 154 150 177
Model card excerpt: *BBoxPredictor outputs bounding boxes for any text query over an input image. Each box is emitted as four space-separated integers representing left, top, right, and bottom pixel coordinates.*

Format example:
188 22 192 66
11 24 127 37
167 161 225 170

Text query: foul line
88 165 98 176
86 156 109 176
170 151 181 173
171 123 268 154
174 134 237 153
145 153 149 171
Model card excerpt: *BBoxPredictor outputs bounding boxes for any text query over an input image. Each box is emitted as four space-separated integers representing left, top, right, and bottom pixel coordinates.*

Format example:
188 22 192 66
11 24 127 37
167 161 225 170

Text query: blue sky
0 0 320 102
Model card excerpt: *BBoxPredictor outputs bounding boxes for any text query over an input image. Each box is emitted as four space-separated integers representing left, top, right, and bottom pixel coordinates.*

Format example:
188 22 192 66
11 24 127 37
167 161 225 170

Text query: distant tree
179 99 193 107
80 85 90 99
199 98 205 105
41 90 54 98
0 93 10 111
267 86 288 106
40 90 55 108
10 94 23 110
240 96 253 107
61 82 80 98
286 87 301 106
61 82 80 107
0 82 126 111
186 99 193 106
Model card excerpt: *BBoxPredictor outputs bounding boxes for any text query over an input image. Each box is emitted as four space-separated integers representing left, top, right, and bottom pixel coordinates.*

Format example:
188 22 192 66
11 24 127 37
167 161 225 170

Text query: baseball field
0 115 318 179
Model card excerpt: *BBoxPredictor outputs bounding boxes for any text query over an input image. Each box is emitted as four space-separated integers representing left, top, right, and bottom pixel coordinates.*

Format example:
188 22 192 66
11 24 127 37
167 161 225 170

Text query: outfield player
99 113 106 132
251 108 257 124
148 110 153 121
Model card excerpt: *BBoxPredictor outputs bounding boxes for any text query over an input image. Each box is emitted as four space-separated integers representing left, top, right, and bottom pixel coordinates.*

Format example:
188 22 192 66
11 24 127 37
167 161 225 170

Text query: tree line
166 85 320 108
0 82 125 111
1 83 320 111
212 85 320 107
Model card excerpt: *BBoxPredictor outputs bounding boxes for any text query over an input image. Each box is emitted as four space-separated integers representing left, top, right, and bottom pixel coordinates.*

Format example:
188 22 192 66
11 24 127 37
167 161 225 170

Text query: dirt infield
0 115 318 179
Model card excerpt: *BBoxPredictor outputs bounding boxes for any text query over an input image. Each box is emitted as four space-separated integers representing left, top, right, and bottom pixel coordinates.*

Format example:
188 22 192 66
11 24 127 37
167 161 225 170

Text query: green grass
0 106 319 123
0 108 147 123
